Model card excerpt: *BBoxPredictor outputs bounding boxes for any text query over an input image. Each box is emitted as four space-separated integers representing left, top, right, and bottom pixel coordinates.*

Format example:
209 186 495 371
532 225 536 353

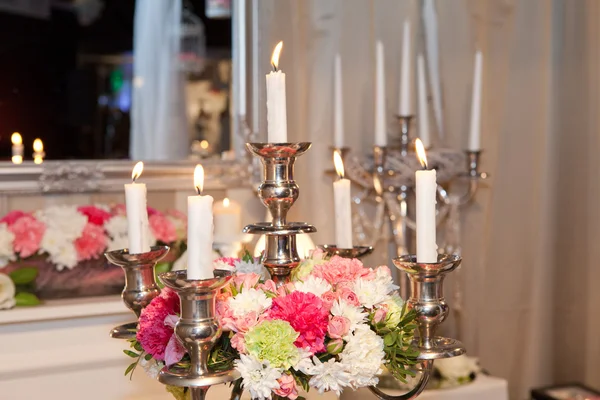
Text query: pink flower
231 333 247 353
373 306 388 324
338 288 360 307
0 210 28 226
164 333 186 366
9 215 45 258
233 311 260 333
147 206 159 216
77 206 112 226
321 291 337 309
274 373 299 400
149 213 177 243
137 288 181 360
75 223 108 261
214 257 237 268
233 273 260 290
258 280 278 294
216 299 236 331
312 256 375 286
327 316 351 339
111 204 127 216
327 338 344 355
376 265 393 277
267 291 329 354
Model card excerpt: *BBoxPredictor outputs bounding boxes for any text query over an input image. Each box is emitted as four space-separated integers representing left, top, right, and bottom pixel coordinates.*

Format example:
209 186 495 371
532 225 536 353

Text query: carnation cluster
0 205 186 270
127 250 418 400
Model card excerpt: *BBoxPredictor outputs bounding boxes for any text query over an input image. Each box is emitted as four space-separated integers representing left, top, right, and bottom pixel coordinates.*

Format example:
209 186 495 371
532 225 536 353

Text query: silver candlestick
397 115 414 156
243 143 317 286
369 253 465 400
317 244 374 260
158 270 240 400
105 246 169 339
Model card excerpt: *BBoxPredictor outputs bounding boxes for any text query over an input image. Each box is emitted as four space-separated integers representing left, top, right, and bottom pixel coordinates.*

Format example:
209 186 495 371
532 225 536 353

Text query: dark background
0 0 231 160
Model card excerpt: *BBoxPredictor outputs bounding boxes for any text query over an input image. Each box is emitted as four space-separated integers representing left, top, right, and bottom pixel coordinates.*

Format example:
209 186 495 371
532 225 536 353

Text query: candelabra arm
368 360 433 400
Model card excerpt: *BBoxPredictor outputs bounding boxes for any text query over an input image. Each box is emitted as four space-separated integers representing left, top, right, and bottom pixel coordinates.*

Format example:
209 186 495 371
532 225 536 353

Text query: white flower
352 275 395 309
105 215 128 239
234 259 270 279
435 355 480 381
235 354 282 400
379 293 405 329
40 230 78 270
340 324 386 388
0 273 16 310
0 223 15 268
106 234 129 252
330 299 367 333
214 259 236 271
294 275 332 297
36 206 86 241
139 358 164 380
301 356 351 395
374 266 399 294
229 288 272 317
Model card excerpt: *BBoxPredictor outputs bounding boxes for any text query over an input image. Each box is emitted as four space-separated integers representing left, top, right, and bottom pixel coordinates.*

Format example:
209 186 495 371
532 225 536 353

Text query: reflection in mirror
0 0 232 161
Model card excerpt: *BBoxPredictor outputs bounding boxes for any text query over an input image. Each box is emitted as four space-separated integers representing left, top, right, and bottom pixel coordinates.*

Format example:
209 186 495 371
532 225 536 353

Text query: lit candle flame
223 197 230 207
194 164 204 195
200 140 209 150
271 41 283 71
11 156 22 165
415 138 428 169
33 138 43 153
333 150 345 179
131 161 144 182
11 132 22 146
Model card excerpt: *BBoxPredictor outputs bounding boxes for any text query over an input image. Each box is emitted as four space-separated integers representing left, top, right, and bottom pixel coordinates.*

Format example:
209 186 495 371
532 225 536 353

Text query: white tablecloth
341 375 508 400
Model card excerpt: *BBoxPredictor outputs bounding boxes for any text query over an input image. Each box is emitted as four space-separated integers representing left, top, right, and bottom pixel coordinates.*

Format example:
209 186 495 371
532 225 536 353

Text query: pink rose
338 288 360 307
373 306 388 324
230 333 247 353
321 291 337 309
274 373 299 400
327 316 351 339
9 215 45 258
233 311 259 333
233 273 261 290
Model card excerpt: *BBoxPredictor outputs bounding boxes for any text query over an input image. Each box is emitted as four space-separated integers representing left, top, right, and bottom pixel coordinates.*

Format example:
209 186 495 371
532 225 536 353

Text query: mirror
0 0 233 161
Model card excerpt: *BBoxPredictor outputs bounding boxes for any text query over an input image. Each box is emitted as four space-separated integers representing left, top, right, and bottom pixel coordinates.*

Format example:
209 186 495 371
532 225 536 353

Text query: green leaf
14 292 40 306
133 342 143 352
242 249 254 263
144 353 153 361
384 332 395 347
9 267 38 285
123 350 139 358
155 262 171 274
124 362 136 376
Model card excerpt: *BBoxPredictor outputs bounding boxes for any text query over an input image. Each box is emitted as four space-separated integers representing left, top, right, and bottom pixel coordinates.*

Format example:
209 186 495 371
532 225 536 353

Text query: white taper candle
398 20 412 116
415 139 438 262
187 165 215 280
468 51 483 151
236 0 246 116
417 55 431 148
125 162 151 254
266 41 287 143
334 54 344 148
333 151 353 248
375 41 387 147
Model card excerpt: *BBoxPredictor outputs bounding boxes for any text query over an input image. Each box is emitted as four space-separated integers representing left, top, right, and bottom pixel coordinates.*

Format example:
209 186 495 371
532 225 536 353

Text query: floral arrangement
124 250 419 400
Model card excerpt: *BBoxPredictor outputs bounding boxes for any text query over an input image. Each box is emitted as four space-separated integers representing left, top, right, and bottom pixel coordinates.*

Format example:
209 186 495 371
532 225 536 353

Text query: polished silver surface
158 270 240 396
369 360 433 400
243 142 317 286
397 115 414 156
318 244 374 260
105 245 169 339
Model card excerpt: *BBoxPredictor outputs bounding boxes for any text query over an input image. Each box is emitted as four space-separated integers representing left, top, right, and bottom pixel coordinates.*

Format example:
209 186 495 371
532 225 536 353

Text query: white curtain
253 0 600 398
131 0 188 161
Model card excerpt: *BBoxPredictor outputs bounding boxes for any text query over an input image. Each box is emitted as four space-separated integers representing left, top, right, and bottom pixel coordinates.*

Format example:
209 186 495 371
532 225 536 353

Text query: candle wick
271 62 278 72
195 186 202 195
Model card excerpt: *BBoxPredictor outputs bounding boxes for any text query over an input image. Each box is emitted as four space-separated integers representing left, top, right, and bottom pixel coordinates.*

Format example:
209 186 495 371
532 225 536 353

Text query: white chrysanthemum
234 259 269 279
435 355 480 381
235 354 282 400
139 358 164 380
105 215 128 239
36 206 86 241
229 288 272 317
213 259 236 271
40 230 79 270
294 275 332 297
301 356 351 395
330 299 367 333
375 266 399 294
352 277 390 309
0 223 15 268
0 273 16 310
292 347 314 372
340 324 385 388
106 234 129 252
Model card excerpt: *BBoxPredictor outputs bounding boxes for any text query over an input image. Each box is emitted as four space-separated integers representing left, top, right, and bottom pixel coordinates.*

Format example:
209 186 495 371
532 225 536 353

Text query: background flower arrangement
123 250 419 400
0 204 187 305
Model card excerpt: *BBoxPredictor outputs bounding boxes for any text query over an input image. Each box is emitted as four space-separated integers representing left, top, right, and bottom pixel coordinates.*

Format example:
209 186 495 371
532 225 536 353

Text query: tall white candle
375 41 387 147
334 54 344 148
415 139 438 262
125 162 151 254
236 0 246 116
333 151 353 248
187 164 215 280
398 20 412 116
266 41 287 143
468 51 483 151
417 55 431 148
214 197 242 242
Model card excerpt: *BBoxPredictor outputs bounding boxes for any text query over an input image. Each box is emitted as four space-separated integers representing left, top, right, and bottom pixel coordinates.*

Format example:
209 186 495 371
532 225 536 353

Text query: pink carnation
9 215 45 258
232 273 260 290
77 206 112 226
274 373 299 400
149 213 177 243
111 204 127 216
75 222 108 261
312 256 375 285
0 210 29 226
137 288 181 360
147 206 159 216
214 257 237 267
267 291 329 354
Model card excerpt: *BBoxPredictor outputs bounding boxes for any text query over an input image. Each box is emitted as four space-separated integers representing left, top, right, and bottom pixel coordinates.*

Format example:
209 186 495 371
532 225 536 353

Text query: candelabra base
109 321 138 340
317 244 374 259
414 337 465 360
158 366 240 388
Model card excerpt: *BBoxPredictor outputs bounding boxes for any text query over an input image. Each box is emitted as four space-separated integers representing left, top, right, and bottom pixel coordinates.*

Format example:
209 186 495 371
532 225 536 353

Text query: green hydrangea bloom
245 320 300 369
166 385 189 400
383 293 405 329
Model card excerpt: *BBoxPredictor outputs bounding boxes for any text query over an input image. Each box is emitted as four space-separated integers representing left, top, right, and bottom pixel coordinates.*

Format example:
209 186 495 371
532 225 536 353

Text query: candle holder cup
318 244 374 260
105 246 170 339
243 143 317 286
158 270 240 400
